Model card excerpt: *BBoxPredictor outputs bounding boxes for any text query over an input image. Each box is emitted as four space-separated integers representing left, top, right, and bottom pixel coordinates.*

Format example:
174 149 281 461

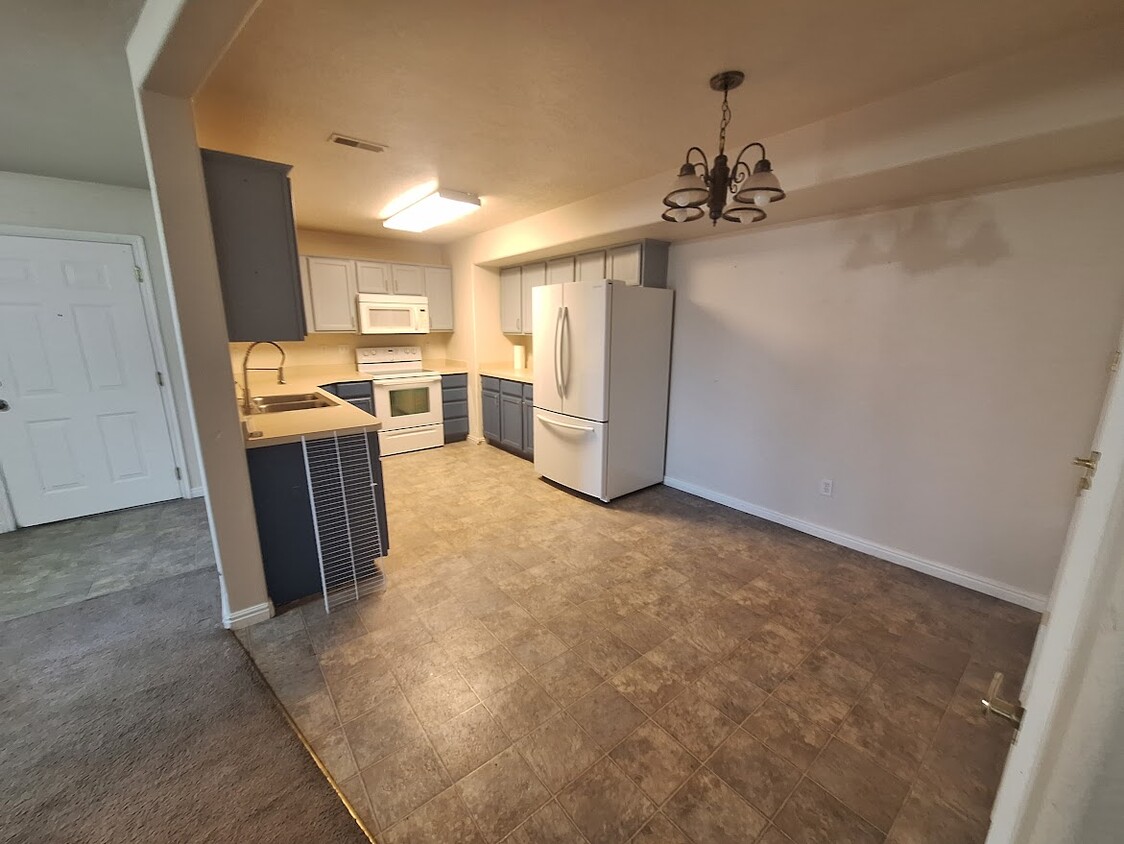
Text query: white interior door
986 330 1124 841
559 281 610 422
0 235 181 526
532 282 564 414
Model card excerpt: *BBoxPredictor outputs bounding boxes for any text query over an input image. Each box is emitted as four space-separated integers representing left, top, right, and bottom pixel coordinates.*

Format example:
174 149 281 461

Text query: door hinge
156 371 164 387
1111 350 1121 373
134 265 144 283
175 467 182 480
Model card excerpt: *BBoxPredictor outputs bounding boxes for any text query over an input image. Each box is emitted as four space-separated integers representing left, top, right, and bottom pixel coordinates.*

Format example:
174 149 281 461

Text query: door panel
576 251 606 283
390 264 425 295
355 261 390 294
533 409 606 500
559 281 610 422
424 266 454 331
547 256 575 285
0 235 181 526
307 257 357 331
608 243 642 285
521 262 545 337
499 267 522 333
500 394 523 451
531 283 565 414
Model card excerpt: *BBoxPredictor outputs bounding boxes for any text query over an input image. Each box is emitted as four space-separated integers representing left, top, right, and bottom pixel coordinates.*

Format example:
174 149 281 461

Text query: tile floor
239 442 1039 844
0 498 213 621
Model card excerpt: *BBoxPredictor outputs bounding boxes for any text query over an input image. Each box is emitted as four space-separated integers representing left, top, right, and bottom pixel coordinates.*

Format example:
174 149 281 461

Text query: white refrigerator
532 280 674 502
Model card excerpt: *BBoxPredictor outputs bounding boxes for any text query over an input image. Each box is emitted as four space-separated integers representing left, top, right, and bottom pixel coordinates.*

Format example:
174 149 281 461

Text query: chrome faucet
241 341 286 413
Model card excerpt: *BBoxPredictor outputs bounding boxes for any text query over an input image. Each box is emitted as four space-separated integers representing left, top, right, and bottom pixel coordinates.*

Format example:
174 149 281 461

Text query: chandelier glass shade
662 70 785 226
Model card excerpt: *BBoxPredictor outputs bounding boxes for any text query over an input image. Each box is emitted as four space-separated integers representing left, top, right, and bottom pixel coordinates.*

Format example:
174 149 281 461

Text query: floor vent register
301 432 386 612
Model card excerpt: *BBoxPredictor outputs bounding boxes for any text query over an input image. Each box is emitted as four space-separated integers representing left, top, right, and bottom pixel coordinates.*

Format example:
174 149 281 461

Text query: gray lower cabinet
441 373 469 442
245 432 389 606
482 377 502 444
200 149 305 341
483 376 533 460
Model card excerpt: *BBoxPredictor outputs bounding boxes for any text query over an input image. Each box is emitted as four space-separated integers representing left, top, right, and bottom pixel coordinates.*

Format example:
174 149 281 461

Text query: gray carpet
0 568 369 844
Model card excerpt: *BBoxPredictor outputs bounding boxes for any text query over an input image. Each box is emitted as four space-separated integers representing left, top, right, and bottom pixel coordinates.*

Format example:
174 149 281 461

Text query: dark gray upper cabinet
200 149 306 342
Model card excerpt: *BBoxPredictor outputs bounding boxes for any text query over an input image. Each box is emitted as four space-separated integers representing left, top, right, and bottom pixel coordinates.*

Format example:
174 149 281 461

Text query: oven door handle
373 376 441 387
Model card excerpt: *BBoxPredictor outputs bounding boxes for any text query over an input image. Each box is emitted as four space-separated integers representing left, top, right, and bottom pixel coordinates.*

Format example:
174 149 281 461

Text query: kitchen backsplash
229 332 451 373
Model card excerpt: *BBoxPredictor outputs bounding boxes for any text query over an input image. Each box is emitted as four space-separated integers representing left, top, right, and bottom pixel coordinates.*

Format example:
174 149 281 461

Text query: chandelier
662 70 785 226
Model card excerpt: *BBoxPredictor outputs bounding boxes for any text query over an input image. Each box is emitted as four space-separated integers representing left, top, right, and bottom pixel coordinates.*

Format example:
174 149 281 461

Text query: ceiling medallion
662 70 786 226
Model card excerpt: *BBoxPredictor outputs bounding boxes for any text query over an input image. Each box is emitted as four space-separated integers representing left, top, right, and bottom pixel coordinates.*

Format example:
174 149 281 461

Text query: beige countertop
422 359 470 376
479 363 534 384
238 365 381 449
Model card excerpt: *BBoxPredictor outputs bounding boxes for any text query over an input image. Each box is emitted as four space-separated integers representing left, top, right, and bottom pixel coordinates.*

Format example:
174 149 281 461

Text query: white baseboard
223 600 275 630
466 435 485 445
662 476 1047 611
188 485 206 499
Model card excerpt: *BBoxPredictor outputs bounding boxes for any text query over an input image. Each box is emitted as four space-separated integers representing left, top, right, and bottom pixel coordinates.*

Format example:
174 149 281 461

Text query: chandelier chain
718 88 731 155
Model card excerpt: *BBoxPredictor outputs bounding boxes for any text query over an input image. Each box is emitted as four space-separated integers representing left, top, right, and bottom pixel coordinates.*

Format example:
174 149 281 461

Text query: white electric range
356 346 444 456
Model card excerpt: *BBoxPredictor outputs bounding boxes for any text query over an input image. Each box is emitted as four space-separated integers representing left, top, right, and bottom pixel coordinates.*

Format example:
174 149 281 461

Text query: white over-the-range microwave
357 294 430 334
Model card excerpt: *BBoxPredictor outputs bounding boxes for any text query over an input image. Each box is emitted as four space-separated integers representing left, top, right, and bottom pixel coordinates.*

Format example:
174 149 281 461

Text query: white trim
467 434 485 445
0 469 15 534
223 599 275 630
189 485 206 499
0 225 193 502
663 475 1047 611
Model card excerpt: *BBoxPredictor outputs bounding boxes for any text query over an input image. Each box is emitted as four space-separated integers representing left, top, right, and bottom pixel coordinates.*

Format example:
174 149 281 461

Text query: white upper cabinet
305 257 357 332
520 263 546 337
608 243 642 286
390 263 425 296
300 255 454 334
500 267 523 334
575 251 606 283
356 261 390 294
547 256 575 285
424 266 454 331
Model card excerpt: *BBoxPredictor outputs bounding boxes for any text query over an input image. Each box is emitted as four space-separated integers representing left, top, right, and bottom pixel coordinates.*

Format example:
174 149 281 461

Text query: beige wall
664 171 1124 604
0 170 202 492
297 228 445 265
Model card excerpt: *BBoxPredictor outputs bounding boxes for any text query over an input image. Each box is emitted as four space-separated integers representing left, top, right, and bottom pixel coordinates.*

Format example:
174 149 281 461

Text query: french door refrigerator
532 280 674 501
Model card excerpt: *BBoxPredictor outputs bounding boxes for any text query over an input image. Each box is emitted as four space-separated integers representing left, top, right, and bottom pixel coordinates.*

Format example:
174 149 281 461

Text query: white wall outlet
820 479 834 496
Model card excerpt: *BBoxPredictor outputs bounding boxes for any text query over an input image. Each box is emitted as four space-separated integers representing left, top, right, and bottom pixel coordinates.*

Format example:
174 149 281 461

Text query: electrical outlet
820 479 833 496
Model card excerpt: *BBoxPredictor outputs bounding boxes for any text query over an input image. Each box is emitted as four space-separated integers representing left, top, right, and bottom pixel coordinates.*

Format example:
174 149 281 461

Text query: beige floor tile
774 780 882 844
485 675 560 740
707 729 802 817
568 683 647 751
428 702 510 780
652 687 736 759
558 757 656 844
515 712 602 792
533 650 604 707
664 768 768 844
610 720 699 803
457 746 551 842
361 739 451 830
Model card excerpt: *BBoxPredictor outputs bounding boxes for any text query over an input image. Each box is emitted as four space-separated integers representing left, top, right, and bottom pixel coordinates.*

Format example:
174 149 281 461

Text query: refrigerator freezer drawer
533 409 607 501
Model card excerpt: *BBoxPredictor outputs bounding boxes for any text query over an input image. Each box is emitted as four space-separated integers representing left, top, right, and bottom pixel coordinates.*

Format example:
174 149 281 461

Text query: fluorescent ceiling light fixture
382 188 481 232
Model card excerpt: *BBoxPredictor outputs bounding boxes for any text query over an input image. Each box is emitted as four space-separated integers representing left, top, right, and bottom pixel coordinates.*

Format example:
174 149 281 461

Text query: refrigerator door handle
537 414 594 433
561 306 571 396
554 306 564 398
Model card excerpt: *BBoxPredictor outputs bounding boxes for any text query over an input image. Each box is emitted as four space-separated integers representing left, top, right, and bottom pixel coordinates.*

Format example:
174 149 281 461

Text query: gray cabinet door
500 393 523 451
520 262 546 336
576 251 606 282
499 267 523 334
482 387 502 442
522 396 534 457
200 149 305 341
391 264 426 295
424 266 454 331
608 243 642 286
547 256 575 285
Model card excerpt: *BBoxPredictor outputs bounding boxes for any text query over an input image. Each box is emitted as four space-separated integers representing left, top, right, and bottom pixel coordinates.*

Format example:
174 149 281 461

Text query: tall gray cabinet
200 149 306 342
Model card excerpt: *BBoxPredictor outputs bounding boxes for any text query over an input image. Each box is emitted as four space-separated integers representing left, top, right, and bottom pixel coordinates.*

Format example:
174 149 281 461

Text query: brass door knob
981 672 1024 727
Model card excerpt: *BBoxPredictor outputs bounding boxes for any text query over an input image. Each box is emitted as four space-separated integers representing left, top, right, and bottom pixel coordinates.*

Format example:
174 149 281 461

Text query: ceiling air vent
328 133 387 153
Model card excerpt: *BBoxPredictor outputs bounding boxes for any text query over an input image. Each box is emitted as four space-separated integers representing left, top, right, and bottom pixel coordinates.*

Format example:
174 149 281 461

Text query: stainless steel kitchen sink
248 393 334 414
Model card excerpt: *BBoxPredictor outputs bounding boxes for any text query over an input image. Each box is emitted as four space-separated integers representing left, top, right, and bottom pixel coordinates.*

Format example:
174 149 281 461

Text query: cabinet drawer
501 379 523 397
442 386 468 403
444 417 469 441
334 381 372 400
482 376 500 394
442 399 468 419
522 383 534 401
441 373 467 389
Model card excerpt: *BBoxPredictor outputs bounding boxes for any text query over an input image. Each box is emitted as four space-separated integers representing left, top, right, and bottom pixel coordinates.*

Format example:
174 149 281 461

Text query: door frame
0 225 193 525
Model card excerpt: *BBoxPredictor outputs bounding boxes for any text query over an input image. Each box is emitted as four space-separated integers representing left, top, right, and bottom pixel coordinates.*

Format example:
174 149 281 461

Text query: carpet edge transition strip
231 632 378 843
